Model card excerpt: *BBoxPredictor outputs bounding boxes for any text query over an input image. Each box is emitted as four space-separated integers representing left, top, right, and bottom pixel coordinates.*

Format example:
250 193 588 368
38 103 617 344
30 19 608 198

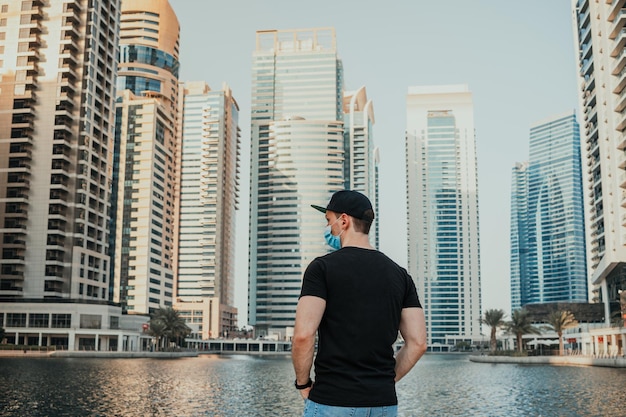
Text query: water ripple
1 354 624 416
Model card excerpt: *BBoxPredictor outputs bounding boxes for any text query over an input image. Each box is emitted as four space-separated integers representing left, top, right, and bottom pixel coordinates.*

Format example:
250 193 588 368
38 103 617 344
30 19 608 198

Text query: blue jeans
303 399 398 417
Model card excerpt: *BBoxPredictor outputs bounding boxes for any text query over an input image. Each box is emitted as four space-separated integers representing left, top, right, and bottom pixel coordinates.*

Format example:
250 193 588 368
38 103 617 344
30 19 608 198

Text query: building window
79 314 101 329
6 313 26 327
110 316 120 330
29 313 49 328
51 314 71 328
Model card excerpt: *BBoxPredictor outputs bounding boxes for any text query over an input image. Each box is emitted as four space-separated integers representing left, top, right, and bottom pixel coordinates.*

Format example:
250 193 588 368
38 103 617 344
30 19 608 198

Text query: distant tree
149 307 191 350
545 310 578 356
504 309 541 353
0 326 5 344
480 309 506 353
147 320 167 351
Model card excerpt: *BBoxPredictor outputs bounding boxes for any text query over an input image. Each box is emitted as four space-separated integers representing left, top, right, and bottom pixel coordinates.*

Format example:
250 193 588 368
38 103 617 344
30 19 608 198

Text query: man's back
300 247 420 407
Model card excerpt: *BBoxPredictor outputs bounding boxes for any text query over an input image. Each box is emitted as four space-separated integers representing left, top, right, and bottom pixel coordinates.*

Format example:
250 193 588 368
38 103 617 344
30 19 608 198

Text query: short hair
352 209 374 234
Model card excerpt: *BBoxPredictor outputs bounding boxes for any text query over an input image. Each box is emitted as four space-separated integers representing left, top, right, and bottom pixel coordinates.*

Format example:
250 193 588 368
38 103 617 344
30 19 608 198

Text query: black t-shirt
299 246 421 407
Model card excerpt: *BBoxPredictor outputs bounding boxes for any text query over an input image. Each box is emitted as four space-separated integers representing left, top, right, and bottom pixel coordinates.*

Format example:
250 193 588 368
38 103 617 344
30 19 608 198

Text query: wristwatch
294 378 313 390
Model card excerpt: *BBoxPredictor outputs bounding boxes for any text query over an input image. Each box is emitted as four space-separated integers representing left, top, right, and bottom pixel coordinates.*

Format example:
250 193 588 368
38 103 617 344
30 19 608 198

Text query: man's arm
394 307 427 382
292 295 326 399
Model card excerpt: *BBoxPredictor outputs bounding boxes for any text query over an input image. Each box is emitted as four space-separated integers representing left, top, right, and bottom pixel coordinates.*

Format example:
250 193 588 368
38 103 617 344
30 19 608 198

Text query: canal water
0 353 624 416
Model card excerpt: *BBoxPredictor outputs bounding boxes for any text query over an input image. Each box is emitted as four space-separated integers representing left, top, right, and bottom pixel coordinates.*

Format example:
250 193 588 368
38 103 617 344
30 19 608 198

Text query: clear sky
168 0 579 326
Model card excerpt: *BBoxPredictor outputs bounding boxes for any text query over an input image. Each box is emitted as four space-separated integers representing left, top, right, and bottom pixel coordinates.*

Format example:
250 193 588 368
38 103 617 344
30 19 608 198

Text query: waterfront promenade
0 349 197 358
470 354 626 368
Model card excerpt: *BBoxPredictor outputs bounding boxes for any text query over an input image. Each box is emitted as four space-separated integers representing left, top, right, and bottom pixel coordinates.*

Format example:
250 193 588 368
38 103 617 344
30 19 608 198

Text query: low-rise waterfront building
0 301 150 351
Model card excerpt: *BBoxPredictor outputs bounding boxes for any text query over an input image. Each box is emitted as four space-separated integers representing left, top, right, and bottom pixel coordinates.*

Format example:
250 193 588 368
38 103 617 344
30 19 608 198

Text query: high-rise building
510 112 588 311
343 87 380 248
0 0 149 351
573 1 626 323
405 85 482 347
111 0 180 315
174 81 240 339
249 28 377 338
510 162 530 310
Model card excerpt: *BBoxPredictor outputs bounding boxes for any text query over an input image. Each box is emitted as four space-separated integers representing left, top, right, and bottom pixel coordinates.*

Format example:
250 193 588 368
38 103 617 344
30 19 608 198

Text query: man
292 190 427 417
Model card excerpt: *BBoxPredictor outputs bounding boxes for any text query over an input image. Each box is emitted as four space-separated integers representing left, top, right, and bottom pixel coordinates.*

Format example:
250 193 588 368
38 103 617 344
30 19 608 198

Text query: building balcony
609 0 626 21
48 204 68 218
49 188 69 202
0 278 24 293
44 265 65 278
615 86 626 113
618 110 626 132
6 173 30 188
44 280 64 294
619 150 626 169
60 52 78 69
620 171 626 189
610 9 626 39
613 29 626 59
51 159 71 172
59 65 78 83
3 187 29 201
580 57 593 76
46 236 66 249
61 0 81 13
7 159 31 172
0 254 26 265
613 48 626 75
4 206 28 220
1 219 27 232
13 88 37 102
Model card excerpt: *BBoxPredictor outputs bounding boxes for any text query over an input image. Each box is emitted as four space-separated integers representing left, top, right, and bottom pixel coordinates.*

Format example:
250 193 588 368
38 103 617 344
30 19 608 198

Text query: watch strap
294 378 313 390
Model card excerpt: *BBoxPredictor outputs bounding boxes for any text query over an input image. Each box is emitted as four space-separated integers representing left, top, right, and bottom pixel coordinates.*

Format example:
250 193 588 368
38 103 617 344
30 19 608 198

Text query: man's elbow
406 335 427 358
292 330 315 348
416 339 427 356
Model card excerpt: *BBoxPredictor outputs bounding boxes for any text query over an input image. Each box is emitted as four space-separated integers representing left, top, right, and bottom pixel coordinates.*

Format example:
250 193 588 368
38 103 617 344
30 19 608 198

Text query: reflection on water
0 354 625 416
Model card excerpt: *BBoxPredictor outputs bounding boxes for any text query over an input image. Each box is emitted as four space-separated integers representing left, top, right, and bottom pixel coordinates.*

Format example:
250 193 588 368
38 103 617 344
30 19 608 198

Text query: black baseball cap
311 190 375 221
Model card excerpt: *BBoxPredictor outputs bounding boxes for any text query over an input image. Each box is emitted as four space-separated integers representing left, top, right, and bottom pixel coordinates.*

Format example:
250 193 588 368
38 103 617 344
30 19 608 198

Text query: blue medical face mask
324 217 342 250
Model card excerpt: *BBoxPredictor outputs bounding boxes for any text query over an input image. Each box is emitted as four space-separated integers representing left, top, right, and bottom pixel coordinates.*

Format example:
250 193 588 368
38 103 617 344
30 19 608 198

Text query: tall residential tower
0 0 145 350
174 81 240 339
573 1 626 323
112 0 180 315
406 85 482 348
510 112 587 310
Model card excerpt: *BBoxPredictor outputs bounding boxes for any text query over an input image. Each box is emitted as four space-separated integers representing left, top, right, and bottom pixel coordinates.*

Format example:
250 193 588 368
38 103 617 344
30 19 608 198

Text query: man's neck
341 232 374 250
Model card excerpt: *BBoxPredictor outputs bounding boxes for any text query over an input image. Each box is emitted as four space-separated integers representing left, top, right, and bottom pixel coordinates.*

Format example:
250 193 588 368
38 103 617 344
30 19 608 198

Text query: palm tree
147 320 167 351
480 309 506 353
504 309 541 353
149 307 192 351
545 310 578 356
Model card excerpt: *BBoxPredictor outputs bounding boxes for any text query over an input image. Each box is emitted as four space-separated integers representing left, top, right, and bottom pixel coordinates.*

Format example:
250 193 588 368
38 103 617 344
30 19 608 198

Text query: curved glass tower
510 112 587 309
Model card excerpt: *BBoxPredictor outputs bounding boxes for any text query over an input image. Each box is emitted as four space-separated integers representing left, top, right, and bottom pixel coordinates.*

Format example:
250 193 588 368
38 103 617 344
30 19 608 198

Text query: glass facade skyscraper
343 87 379 247
248 28 377 338
510 112 587 310
406 85 482 347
